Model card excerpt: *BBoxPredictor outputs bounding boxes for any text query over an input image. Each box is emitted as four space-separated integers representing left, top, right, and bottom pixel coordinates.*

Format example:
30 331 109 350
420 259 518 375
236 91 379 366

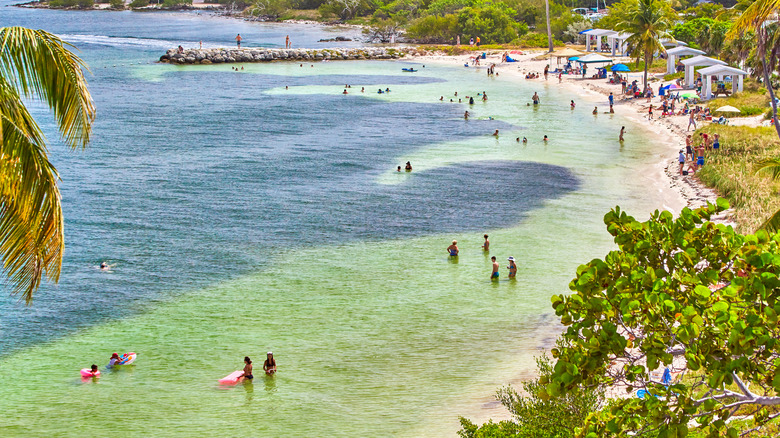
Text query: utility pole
545 0 553 52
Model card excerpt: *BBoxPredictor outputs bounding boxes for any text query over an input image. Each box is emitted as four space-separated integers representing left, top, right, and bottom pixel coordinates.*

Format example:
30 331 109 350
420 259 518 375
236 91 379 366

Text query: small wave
57 34 217 50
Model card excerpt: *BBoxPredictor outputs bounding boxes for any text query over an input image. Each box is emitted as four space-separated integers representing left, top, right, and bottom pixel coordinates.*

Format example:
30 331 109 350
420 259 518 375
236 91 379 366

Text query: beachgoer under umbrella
235 34 242 48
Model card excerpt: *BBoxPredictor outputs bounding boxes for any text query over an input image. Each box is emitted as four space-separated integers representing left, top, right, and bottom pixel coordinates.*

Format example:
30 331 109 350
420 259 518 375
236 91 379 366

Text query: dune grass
695 125 780 233
704 80 770 117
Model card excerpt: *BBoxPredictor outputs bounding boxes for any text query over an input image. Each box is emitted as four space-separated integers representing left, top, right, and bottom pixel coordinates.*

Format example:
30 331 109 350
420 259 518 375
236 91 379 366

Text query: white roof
681 55 727 67
698 65 749 76
661 39 688 47
577 53 613 62
614 32 632 39
666 46 706 57
582 29 618 37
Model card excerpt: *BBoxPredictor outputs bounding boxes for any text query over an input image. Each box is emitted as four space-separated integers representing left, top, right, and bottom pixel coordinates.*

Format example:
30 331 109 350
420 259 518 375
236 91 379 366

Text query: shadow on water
0 61 577 357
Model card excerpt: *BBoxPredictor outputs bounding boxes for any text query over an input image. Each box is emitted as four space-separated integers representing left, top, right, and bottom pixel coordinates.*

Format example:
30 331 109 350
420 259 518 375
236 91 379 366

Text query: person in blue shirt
609 92 614 106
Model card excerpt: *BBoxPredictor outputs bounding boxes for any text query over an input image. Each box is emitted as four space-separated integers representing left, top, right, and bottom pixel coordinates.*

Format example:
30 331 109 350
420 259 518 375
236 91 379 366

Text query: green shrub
456 2 524 44
109 0 124 8
129 0 148 7
406 14 458 43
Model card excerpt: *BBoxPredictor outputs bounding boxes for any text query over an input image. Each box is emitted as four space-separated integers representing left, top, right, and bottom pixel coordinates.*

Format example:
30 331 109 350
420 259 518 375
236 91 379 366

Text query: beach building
681 55 727 88
581 29 617 53
665 46 706 75
699 65 749 99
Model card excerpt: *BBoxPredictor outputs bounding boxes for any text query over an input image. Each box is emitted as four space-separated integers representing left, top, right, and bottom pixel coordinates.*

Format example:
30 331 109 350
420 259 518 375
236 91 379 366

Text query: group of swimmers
341 85 391 95
440 91 487 104
396 161 413 172
83 352 277 382
447 235 518 280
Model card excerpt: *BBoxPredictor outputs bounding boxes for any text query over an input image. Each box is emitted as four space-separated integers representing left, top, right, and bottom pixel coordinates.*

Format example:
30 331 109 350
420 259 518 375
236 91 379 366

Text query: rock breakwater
159 47 424 64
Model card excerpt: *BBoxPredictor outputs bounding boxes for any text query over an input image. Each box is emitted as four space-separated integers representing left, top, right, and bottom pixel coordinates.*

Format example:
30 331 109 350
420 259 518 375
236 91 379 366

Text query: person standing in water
570 100 575 109
490 256 499 280
532 92 540 105
405 161 412 171
235 34 242 48
264 352 276 375
482 234 489 251
240 356 253 380
447 240 459 256
464 111 470 120
507 257 517 278
619 126 625 142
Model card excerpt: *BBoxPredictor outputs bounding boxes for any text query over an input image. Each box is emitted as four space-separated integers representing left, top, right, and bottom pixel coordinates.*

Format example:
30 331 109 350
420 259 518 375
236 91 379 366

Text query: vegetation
48 0 94 8
0 27 95 303
612 0 676 89
108 0 125 8
548 201 780 436
459 353 604 438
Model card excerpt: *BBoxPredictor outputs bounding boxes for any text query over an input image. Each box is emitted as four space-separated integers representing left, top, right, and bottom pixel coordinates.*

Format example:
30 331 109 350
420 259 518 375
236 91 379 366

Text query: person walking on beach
263 352 276 375
476 36 481 47
507 257 517 278
686 135 693 159
447 240 459 257
648 104 653 120
609 92 614 106
235 34 242 48
482 234 490 251
490 256 499 280
619 126 625 142
469 37 474 46
285 35 290 48
688 111 696 131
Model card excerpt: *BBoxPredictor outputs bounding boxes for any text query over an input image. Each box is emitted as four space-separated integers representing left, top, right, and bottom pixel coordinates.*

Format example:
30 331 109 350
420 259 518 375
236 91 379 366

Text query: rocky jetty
159 47 423 64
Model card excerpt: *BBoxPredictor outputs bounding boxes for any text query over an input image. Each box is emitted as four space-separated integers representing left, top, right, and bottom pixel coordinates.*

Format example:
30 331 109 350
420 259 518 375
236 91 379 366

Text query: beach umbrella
610 63 631 72
551 47 584 58
715 105 741 113
568 56 579 61
668 83 681 89
679 90 698 99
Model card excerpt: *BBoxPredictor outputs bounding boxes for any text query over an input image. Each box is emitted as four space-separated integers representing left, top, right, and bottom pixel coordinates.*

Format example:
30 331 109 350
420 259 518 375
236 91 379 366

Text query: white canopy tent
607 32 632 56
681 55 727 87
665 46 706 74
582 29 618 52
576 53 614 66
699 65 749 100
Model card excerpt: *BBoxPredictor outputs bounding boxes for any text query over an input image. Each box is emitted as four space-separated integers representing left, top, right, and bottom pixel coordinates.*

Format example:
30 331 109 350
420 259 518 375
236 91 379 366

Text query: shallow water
1 6 671 436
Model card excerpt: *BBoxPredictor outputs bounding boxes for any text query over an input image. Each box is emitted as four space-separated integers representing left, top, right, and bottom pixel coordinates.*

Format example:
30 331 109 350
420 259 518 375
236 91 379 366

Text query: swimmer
86 364 99 376
469 97 474 104
619 126 625 142
522 137 527 143
240 356 253 380
507 256 517 278
516 137 520 142
491 256 499 280
447 240 459 257
342 89 348 94
361 87 365 92
482 92 487 101
592 106 598 115
458 99 462 103
532 92 540 105
570 100 575 109
285 86 288 90
385 88 390 92
378 89 384 94
454 91 458 96
405 161 412 171
108 353 122 368
100 262 108 270
492 129 499 136
543 135 548 142
397 166 401 172
464 111 470 120
527 103 530 106
440 96 444 101
263 352 276 375
482 234 489 251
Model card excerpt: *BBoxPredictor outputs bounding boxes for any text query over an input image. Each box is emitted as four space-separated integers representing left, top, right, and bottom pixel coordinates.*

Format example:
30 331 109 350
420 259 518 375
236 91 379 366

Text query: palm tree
732 1 780 140
545 0 553 53
755 158 780 231
614 0 675 91
0 27 95 303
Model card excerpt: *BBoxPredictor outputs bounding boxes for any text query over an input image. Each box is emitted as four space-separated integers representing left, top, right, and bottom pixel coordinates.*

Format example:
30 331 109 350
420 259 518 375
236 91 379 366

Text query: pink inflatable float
80 369 100 378
218 371 245 385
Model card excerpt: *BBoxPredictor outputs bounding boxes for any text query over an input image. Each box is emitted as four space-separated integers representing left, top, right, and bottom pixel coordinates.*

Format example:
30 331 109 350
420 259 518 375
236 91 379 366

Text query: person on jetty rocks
235 34 242 48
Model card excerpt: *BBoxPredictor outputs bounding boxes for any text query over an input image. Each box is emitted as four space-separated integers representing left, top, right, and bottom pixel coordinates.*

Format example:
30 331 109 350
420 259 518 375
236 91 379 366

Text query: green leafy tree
128 0 148 7
613 0 675 90
459 353 604 438
109 0 125 8
456 1 522 44
0 27 95 303
424 0 473 16
548 200 780 436
406 14 458 42
247 0 289 18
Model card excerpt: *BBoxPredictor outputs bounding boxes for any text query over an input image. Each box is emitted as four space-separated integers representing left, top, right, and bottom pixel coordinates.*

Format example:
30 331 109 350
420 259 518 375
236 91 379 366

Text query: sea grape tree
547 200 780 436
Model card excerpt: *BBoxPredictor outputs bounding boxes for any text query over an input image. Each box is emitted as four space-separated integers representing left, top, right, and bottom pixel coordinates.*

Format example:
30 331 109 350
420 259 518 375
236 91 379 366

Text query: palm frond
759 208 780 233
756 158 780 181
0 26 95 149
730 0 780 36
0 26 93 302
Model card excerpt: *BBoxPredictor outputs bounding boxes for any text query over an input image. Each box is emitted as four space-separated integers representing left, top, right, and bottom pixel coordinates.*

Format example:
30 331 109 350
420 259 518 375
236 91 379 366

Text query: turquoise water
0 6 672 436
